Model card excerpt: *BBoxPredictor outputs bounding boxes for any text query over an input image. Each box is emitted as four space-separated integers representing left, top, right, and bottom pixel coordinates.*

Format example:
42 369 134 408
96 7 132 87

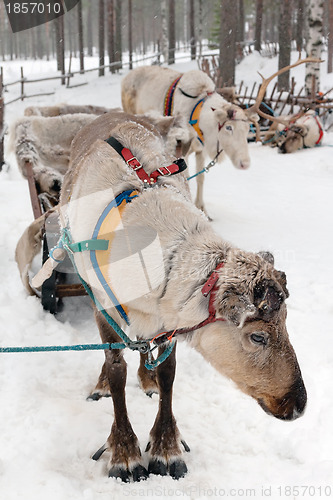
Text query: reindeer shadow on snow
43 109 308 483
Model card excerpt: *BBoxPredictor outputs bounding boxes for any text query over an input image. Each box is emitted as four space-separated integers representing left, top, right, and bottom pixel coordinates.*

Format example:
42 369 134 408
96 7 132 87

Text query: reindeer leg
194 151 212 220
147 343 188 480
92 311 148 482
87 361 111 400
137 352 158 397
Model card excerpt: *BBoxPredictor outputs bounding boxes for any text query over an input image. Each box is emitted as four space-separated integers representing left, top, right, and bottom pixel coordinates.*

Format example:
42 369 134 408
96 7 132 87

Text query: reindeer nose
291 376 307 420
239 160 250 170
279 143 287 154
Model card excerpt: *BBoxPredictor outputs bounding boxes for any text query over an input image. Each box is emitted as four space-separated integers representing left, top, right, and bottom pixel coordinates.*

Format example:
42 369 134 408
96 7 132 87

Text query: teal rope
187 168 207 180
0 339 176 370
0 343 124 353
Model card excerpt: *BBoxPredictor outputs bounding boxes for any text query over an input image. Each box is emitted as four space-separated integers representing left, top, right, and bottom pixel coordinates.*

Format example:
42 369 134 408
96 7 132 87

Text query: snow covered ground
1 52 333 500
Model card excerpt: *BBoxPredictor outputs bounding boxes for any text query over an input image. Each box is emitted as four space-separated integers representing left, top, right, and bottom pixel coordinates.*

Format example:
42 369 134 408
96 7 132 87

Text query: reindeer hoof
108 466 130 482
91 443 108 461
148 459 168 476
181 439 190 452
169 459 188 480
132 464 149 482
87 392 102 401
146 390 158 398
87 391 111 401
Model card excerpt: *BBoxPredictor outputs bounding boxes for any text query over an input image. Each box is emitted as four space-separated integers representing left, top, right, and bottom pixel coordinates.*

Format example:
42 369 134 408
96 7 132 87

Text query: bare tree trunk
184 0 187 47
254 0 263 52
236 0 245 44
296 0 305 51
56 15 65 83
161 0 168 63
115 0 122 69
168 0 175 64
328 0 333 73
278 0 292 90
128 0 133 69
107 0 115 73
219 0 236 85
0 69 4 169
78 1 84 73
305 0 324 94
99 0 105 76
87 2 93 57
198 0 203 57
189 0 196 59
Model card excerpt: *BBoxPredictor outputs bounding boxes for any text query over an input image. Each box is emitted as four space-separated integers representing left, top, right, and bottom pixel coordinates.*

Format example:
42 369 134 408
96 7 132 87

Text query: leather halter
152 262 225 346
105 136 187 185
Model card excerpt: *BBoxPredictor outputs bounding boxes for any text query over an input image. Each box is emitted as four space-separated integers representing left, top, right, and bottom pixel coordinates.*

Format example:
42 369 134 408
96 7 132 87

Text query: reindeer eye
226 125 233 131
250 333 267 346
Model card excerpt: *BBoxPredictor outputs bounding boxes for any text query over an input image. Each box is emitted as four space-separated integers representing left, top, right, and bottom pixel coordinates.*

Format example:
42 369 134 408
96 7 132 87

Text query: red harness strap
152 262 225 346
105 136 187 185
314 115 324 145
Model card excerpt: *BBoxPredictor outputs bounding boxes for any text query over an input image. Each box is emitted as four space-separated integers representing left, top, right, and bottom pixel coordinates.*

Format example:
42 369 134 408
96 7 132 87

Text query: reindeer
263 109 324 153
121 66 257 216
246 57 324 152
53 109 306 482
9 113 99 206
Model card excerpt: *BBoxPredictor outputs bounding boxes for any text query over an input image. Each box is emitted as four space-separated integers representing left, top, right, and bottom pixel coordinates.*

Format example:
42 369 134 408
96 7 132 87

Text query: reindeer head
278 125 306 154
192 251 307 421
200 95 252 170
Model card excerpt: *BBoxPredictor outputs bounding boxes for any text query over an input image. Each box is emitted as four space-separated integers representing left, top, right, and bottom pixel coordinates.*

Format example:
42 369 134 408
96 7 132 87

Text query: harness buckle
126 157 141 170
158 166 172 176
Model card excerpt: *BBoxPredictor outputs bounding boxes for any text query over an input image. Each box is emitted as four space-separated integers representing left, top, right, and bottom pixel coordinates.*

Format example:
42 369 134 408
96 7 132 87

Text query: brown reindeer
56 109 306 482
247 56 324 150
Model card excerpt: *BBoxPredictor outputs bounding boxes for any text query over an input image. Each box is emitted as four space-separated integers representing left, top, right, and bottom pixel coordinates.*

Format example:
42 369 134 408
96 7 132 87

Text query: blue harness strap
56 189 176 370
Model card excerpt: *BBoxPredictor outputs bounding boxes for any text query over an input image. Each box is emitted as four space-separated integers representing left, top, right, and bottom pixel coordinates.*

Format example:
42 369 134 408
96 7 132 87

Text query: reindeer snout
279 142 287 154
258 375 307 421
238 159 250 170
290 376 307 420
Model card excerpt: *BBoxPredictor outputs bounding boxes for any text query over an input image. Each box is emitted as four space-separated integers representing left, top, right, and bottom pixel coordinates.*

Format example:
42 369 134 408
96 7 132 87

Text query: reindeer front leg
147 342 189 479
137 351 158 397
92 311 148 482
194 150 205 212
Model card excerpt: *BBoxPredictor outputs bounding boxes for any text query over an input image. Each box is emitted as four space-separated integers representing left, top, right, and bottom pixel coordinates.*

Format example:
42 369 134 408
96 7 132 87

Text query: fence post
0 67 4 170
20 66 24 100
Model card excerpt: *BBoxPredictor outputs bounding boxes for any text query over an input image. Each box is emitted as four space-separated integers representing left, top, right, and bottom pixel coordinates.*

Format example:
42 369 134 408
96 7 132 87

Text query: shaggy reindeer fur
24 104 109 117
121 66 257 215
57 109 306 482
15 111 190 297
266 110 324 153
10 113 98 201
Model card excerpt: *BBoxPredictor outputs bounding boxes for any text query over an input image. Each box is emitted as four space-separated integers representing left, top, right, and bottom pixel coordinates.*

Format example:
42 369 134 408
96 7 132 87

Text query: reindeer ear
244 108 259 122
227 108 237 120
275 270 289 298
217 289 256 327
253 279 285 320
258 251 274 265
